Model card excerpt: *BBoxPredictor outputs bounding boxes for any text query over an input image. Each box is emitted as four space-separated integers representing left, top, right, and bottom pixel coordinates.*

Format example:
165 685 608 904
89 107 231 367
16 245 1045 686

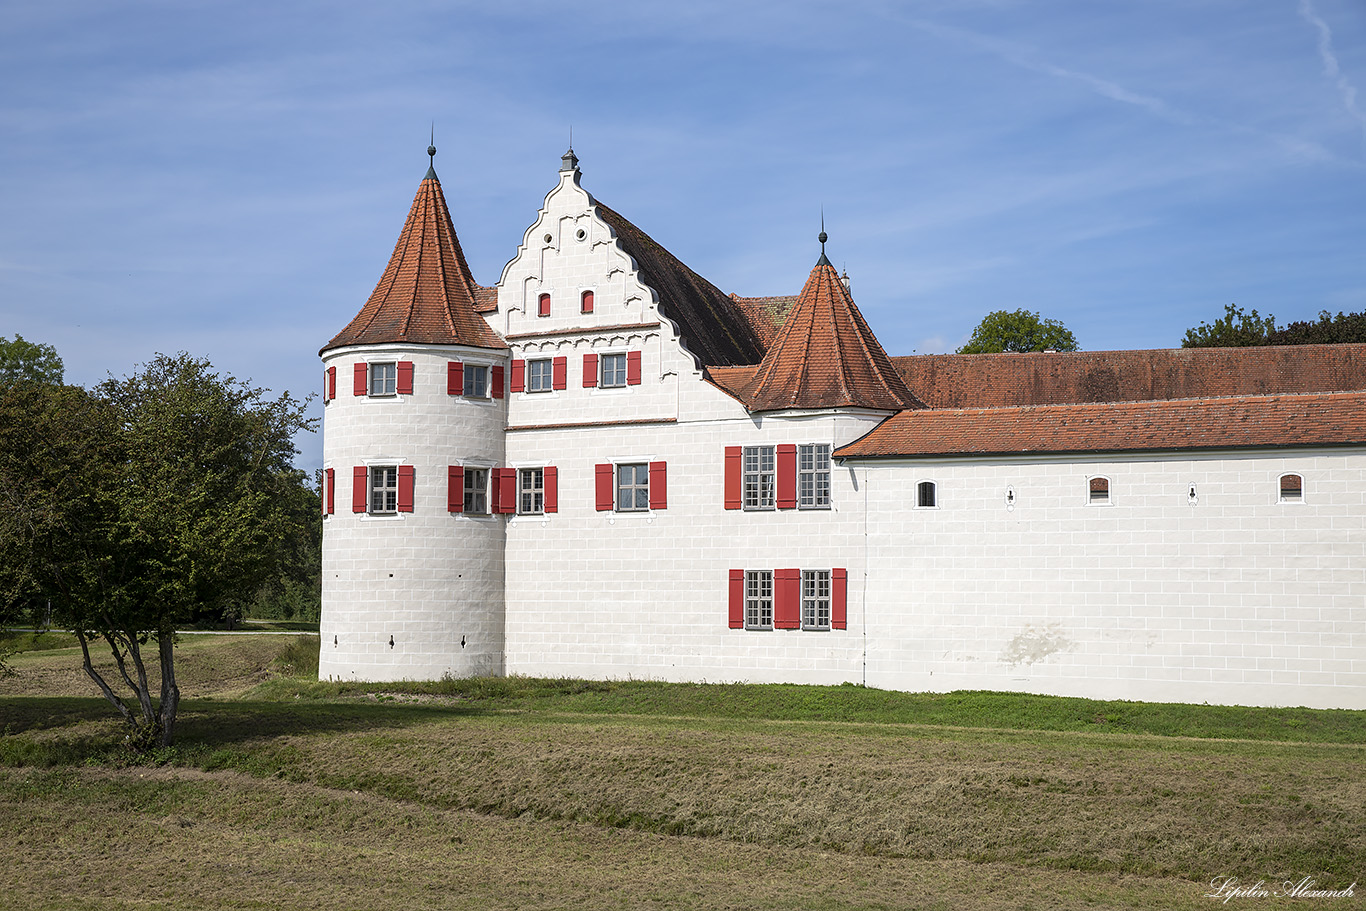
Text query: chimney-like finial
561 139 579 173
816 209 832 266
425 123 438 179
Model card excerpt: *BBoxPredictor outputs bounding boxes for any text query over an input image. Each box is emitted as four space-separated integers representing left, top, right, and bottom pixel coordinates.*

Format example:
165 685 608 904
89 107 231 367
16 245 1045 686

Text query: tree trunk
157 632 180 747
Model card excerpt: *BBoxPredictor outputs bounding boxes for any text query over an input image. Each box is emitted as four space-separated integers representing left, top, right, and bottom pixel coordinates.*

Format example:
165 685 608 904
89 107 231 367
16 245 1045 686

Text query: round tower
318 147 508 681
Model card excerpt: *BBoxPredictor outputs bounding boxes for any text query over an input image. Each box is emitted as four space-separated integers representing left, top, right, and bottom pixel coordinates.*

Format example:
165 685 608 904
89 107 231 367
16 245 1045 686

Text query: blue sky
3 0 1364 471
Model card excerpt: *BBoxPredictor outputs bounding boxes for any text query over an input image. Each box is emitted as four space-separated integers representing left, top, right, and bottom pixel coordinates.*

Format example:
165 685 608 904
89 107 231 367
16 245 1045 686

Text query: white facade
319 155 1366 709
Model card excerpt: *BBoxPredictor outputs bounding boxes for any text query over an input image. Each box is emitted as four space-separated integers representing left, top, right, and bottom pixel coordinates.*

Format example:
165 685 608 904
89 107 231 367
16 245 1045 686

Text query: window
615 463 649 512
1279 473 1303 503
802 570 831 630
369 362 397 397
596 462 666 512
370 467 398 514
527 359 553 393
798 444 830 509
601 353 628 388
538 293 551 317
917 480 937 508
745 570 773 630
743 445 775 509
519 468 544 515
1089 476 1110 504
464 468 488 515
464 364 488 398
581 290 594 313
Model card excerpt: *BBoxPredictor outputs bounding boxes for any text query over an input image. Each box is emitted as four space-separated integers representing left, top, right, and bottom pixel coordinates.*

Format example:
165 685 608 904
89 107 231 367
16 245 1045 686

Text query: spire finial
560 136 579 173
816 209 832 266
425 124 438 179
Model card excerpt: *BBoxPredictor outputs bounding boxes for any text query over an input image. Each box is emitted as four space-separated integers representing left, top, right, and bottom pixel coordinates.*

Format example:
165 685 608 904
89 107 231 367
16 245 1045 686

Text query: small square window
743 446 775 510
917 480 937 508
801 570 831 630
519 468 544 515
370 466 398 514
745 570 773 630
601 353 628 388
798 444 831 509
463 365 488 398
463 468 488 515
527 359 553 393
369 362 397 397
616 463 649 512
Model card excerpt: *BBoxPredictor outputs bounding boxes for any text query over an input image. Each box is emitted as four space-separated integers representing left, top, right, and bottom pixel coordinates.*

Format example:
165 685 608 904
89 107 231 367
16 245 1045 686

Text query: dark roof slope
742 261 922 412
729 293 798 349
322 169 505 354
835 391 1366 460
893 345 1366 408
594 203 764 368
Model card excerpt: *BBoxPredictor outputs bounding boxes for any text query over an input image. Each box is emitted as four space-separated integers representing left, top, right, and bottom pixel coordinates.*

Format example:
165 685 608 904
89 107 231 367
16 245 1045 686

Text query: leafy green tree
1268 310 1366 345
0 335 64 384
0 354 314 747
957 309 1079 354
1181 304 1277 348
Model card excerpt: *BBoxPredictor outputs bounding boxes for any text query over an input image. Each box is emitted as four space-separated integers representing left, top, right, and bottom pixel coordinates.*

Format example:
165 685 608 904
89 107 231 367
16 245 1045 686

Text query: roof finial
816 209 832 267
560 134 579 173
425 123 438 179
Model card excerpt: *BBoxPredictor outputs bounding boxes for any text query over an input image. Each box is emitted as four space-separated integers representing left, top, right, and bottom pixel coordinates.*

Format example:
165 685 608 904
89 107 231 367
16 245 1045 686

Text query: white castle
319 146 1366 710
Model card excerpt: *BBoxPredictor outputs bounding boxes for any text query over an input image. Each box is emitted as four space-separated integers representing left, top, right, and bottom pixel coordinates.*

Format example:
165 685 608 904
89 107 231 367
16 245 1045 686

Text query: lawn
1 633 1361 910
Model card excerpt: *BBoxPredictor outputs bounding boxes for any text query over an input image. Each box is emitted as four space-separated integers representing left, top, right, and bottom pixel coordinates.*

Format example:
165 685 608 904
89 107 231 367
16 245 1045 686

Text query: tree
0 354 314 748
1181 304 1276 348
0 334 64 384
957 309 1079 354
1268 310 1366 346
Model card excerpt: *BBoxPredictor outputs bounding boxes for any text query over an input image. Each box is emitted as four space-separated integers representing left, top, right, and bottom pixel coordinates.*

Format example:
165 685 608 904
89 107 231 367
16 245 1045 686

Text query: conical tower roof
321 153 505 353
742 243 922 412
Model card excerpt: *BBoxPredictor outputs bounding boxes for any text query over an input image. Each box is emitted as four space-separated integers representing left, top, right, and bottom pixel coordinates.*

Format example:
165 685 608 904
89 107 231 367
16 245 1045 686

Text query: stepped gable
593 203 764 368
322 157 506 354
740 253 923 413
893 344 1366 409
835 391 1366 460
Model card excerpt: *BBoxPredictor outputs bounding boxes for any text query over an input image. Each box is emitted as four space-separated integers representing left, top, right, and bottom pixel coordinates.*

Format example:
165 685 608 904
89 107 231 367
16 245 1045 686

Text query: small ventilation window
538 293 551 318
1279 473 1303 503
581 290 594 314
917 480 937 508
1088 476 1110 504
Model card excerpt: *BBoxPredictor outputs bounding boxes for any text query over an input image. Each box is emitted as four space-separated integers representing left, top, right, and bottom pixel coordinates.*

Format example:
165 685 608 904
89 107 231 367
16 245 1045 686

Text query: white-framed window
798 444 831 509
1088 476 1111 505
600 353 628 388
743 445 775 510
463 364 488 398
801 570 831 631
370 466 398 514
745 570 773 630
369 362 397 397
616 463 650 512
916 480 937 508
519 468 544 515
527 359 553 393
1279 473 1303 503
464 467 488 515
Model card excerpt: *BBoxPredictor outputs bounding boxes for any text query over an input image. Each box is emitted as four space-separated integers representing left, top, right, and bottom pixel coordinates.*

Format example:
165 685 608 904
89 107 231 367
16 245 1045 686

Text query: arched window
1279 473 1303 502
917 480 937 508
581 290 594 314
1088 476 1110 504
537 293 551 317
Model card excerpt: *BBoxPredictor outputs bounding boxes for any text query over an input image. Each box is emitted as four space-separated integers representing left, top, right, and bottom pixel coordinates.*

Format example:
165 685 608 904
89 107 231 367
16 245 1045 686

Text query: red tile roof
729 293 798 349
740 261 922 412
321 168 506 353
834 391 1366 460
892 345 1366 408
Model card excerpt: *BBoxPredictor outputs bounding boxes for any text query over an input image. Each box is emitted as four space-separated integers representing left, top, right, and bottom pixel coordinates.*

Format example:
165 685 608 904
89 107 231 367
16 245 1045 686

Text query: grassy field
1 634 1362 910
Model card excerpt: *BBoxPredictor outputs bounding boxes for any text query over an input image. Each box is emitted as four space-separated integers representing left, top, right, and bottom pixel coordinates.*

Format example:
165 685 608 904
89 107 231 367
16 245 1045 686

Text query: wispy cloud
1299 0 1366 154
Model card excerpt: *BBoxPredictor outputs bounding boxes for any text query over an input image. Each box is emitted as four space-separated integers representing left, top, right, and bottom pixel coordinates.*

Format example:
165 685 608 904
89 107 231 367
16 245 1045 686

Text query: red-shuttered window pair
582 351 642 388
724 444 830 510
594 462 667 512
353 361 413 397
728 568 847 631
352 465 414 515
478 467 557 515
446 361 506 399
510 357 567 393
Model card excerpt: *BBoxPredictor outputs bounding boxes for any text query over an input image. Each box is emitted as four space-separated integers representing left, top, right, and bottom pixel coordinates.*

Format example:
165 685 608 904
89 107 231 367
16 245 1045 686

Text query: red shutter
397 465 415 512
497 468 517 513
352 466 368 513
553 356 567 390
448 361 463 395
724 446 742 509
832 568 847 630
583 353 598 388
448 465 463 513
595 463 614 511
649 461 667 510
325 468 335 515
320 472 326 516
581 290 594 313
510 359 525 393
627 350 642 385
543 466 558 513
491 364 505 399
776 444 797 509
774 569 800 629
538 293 551 317
327 366 336 401
397 361 414 395
728 570 745 629
353 363 368 397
